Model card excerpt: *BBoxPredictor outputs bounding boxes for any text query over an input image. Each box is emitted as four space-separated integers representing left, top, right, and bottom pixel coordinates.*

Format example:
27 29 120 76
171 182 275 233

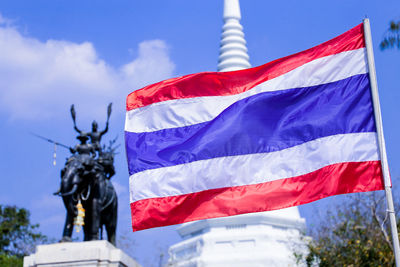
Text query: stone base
24 240 140 267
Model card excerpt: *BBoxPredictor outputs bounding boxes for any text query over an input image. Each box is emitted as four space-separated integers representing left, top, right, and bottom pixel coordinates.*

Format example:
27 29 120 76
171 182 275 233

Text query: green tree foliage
0 205 47 266
380 21 400 50
0 253 23 266
296 192 398 267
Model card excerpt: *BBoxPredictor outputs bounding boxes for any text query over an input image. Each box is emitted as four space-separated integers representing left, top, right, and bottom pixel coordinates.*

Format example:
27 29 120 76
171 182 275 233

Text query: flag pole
363 18 400 266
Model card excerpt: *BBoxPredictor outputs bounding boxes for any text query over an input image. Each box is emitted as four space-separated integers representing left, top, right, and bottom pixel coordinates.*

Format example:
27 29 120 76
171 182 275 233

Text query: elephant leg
81 199 98 241
85 175 107 241
61 211 74 242
83 216 91 241
88 197 101 240
105 217 116 246
105 197 117 246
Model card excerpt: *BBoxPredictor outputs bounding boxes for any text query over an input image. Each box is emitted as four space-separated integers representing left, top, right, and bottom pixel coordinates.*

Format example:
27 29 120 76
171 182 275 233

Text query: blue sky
0 1 399 266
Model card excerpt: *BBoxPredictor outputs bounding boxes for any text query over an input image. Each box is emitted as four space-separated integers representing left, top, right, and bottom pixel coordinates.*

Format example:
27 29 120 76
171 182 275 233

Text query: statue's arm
108 165 116 179
74 125 82 134
100 121 109 136
69 146 76 154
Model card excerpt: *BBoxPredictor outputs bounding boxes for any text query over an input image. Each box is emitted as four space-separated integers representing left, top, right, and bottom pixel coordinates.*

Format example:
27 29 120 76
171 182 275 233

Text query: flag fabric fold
125 23 384 232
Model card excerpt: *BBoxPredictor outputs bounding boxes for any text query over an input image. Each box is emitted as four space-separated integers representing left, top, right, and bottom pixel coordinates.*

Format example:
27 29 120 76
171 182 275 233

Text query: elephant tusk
53 188 61 195
60 184 78 196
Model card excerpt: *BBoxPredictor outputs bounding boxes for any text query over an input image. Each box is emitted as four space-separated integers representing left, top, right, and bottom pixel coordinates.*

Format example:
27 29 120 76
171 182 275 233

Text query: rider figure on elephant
70 103 112 153
67 134 96 175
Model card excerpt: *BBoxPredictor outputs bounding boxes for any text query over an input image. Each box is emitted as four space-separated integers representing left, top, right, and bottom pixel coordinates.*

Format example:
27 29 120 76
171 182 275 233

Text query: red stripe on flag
130 160 383 232
127 24 365 111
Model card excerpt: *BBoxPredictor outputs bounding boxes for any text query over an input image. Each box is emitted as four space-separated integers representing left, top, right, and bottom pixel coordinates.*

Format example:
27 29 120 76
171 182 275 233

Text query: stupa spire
218 0 251 72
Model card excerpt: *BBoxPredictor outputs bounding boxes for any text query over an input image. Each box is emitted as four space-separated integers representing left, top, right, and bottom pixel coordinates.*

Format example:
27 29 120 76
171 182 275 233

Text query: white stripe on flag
125 48 367 133
130 132 379 202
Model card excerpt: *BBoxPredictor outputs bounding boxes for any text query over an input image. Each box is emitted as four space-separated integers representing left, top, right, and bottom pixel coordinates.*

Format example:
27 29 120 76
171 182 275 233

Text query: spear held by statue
30 132 70 149
30 132 71 167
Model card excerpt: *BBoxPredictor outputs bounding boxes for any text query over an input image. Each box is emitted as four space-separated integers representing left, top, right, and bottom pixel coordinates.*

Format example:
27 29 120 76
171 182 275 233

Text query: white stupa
217 0 251 72
167 1 307 266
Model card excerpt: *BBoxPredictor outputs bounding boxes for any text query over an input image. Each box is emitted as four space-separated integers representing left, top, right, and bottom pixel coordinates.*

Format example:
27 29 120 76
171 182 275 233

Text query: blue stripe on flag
126 74 375 175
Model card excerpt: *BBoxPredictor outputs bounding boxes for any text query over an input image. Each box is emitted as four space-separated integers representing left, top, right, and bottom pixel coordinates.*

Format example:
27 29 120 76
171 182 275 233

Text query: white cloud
0 16 175 121
121 40 176 89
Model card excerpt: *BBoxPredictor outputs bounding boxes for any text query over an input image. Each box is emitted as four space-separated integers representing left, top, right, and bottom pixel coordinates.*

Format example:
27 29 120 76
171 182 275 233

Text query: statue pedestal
23 240 140 267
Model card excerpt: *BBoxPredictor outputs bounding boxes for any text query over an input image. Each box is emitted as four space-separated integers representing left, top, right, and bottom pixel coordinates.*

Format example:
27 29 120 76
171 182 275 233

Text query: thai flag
125 23 384 232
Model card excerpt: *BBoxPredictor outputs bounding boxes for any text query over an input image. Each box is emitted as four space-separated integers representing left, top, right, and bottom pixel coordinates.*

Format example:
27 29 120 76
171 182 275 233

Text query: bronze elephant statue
55 152 117 245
